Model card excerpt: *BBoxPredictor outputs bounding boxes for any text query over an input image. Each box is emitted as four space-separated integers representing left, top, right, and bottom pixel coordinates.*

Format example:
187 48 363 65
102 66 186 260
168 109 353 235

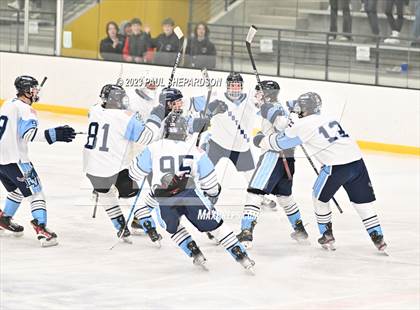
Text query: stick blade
246 25 258 44
174 26 184 39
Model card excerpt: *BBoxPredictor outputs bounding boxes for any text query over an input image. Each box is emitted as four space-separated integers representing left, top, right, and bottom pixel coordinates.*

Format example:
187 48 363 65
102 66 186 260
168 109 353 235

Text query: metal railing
188 22 420 89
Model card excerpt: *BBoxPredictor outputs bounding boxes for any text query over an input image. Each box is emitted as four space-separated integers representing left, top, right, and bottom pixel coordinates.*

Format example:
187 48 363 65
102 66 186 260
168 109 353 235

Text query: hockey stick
246 25 293 180
300 145 343 213
168 26 184 88
195 68 212 147
109 177 146 250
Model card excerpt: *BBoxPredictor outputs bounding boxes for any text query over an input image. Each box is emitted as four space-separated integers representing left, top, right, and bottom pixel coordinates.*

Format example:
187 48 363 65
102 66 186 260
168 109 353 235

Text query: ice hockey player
83 84 162 244
238 80 309 248
126 81 158 118
257 92 387 252
130 86 211 235
0 75 76 246
197 72 276 212
129 111 255 272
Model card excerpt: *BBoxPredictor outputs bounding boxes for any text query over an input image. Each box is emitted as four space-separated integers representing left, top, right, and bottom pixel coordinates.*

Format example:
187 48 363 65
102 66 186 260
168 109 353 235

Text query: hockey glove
45 125 76 144
207 100 228 117
192 117 210 133
253 131 265 148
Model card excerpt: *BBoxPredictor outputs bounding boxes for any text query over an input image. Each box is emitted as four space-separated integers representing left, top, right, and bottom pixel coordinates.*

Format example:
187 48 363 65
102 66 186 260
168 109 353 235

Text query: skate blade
153 239 162 248
321 243 336 251
193 260 209 271
295 238 311 246
242 241 253 250
40 238 58 247
131 229 146 236
245 266 256 275
122 237 133 244
0 230 24 238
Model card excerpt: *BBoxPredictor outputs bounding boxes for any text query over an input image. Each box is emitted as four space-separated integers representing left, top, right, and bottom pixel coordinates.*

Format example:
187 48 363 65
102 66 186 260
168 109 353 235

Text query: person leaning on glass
185 22 216 69
99 21 125 62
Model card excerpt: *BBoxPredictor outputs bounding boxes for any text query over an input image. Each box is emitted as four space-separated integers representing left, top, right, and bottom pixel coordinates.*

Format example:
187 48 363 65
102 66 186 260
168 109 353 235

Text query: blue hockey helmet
255 80 280 103
100 84 128 109
294 92 322 117
159 87 183 115
15 75 40 102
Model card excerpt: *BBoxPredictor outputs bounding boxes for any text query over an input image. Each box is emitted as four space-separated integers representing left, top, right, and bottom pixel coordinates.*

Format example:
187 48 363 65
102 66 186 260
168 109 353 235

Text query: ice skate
206 231 220 245
187 240 208 270
369 231 387 253
261 196 277 211
290 219 309 244
116 216 132 244
143 219 162 247
237 219 256 249
30 219 58 247
0 213 24 237
318 222 335 251
130 217 145 236
230 245 256 274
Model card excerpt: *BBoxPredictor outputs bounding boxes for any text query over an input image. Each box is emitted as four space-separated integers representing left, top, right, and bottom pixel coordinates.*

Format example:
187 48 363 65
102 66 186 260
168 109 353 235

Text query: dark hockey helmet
100 84 128 109
164 111 188 141
294 92 322 118
159 87 184 115
226 72 243 100
255 80 280 103
15 75 40 102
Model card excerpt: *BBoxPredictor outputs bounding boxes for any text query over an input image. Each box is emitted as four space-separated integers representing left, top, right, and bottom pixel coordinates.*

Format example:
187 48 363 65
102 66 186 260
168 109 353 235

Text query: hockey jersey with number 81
83 104 152 177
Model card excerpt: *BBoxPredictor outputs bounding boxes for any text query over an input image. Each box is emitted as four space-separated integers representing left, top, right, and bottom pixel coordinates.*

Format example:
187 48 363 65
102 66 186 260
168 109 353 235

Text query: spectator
329 0 352 41
99 21 125 62
412 0 420 46
122 18 151 63
151 18 180 66
364 0 380 40
119 21 132 38
384 0 405 44
185 22 216 68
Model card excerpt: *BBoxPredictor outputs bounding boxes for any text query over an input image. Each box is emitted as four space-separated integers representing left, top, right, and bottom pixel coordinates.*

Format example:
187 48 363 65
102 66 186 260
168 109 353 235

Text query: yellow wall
62 0 190 59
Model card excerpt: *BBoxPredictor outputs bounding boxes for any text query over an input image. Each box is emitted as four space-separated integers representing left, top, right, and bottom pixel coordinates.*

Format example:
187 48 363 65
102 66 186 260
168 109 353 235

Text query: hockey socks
314 199 332 235
277 195 303 229
3 190 24 217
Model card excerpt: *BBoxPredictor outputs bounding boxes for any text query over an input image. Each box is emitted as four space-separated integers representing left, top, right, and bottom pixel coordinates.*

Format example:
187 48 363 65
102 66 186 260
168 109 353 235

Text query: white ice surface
0 112 419 310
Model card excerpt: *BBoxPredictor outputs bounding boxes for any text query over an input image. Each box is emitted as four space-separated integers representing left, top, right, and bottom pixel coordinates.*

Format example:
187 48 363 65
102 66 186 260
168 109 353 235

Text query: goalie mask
226 72 243 100
293 92 322 118
159 87 183 115
100 84 129 109
164 111 188 141
15 75 40 104
255 80 280 107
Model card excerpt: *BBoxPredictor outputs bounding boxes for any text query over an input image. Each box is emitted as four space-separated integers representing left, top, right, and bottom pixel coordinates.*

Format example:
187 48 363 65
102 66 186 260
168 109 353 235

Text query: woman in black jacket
100 21 125 62
186 22 216 69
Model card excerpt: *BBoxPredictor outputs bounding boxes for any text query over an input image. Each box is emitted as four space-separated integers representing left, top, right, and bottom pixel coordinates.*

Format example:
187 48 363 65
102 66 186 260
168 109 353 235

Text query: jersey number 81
84 122 110 152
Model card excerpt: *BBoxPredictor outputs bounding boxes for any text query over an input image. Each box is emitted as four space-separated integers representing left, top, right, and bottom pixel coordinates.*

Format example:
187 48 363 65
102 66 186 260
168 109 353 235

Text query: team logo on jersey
201 47 207 54
16 168 39 189
165 44 172 51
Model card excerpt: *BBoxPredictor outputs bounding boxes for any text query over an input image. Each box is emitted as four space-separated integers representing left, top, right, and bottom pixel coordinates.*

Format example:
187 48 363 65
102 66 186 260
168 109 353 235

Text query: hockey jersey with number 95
83 104 153 177
129 138 219 196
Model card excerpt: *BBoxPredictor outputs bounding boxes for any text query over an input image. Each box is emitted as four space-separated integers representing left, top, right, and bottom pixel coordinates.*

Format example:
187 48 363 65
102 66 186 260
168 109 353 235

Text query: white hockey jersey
265 113 362 166
83 104 155 177
0 98 43 164
207 93 257 152
126 87 158 120
129 138 219 196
